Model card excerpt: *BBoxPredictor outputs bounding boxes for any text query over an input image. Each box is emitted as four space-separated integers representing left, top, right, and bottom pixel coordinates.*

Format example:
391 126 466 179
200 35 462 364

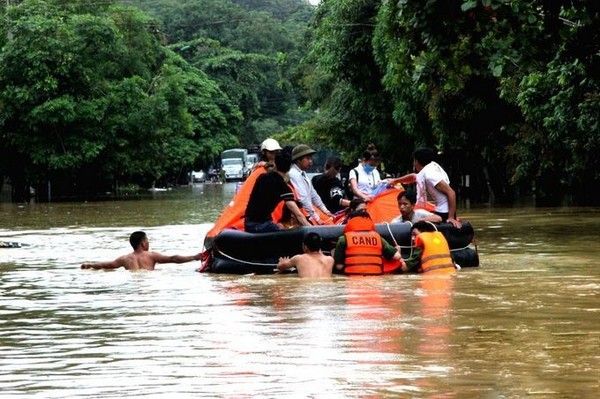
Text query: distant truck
220 148 248 181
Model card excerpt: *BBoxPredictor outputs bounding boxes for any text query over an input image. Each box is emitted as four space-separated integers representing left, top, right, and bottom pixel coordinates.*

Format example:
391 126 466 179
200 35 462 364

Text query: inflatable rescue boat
200 221 478 274
199 166 479 274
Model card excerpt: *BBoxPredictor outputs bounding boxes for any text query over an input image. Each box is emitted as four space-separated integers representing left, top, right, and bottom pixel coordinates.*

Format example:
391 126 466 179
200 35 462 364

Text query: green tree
507 2 600 204
0 0 240 200
300 0 409 168
304 0 599 204
130 0 314 147
374 0 599 204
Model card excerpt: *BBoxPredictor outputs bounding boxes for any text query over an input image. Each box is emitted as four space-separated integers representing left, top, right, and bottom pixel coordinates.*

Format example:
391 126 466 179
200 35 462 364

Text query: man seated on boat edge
277 232 334 278
256 138 283 172
334 210 405 275
391 189 442 224
244 151 312 233
396 147 462 228
289 144 335 225
81 231 202 271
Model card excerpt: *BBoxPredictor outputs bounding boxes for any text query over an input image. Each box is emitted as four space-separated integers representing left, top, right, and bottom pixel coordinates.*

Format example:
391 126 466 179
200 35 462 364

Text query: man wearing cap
289 144 335 225
259 138 283 172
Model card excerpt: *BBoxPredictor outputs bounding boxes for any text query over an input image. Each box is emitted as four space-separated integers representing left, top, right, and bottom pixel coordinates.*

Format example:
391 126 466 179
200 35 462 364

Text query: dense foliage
1 0 598 205
128 0 315 147
0 0 311 200
302 0 599 205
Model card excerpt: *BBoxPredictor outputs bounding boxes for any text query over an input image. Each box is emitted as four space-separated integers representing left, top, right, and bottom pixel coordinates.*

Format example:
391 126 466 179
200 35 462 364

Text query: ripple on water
1 204 599 398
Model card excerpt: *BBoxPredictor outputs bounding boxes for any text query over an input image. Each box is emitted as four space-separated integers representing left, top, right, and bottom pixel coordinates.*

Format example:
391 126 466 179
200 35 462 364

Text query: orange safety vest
415 231 455 274
343 216 384 275
272 182 313 224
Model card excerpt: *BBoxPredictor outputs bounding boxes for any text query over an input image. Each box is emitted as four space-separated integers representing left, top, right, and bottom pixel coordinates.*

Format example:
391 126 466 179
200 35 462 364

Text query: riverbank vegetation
0 0 598 205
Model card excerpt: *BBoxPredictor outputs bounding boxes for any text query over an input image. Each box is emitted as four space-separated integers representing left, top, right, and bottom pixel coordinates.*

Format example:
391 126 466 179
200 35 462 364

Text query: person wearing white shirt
348 146 384 202
391 190 442 224
399 148 461 228
289 144 334 224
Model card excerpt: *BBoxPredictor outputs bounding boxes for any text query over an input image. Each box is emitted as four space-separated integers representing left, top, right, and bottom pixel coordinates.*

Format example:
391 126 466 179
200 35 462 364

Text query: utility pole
5 0 10 41
5 0 11 41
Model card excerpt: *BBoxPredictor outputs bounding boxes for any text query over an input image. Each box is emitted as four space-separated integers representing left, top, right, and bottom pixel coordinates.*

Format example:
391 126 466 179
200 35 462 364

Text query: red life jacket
415 231 455 274
343 216 384 275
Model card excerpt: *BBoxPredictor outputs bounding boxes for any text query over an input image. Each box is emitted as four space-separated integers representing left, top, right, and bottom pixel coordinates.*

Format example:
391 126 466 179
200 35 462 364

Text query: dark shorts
244 220 281 233
435 212 449 222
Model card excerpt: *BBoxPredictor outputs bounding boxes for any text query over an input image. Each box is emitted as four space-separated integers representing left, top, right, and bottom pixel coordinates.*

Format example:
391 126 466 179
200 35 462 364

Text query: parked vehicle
191 170 206 183
245 153 259 175
221 149 248 181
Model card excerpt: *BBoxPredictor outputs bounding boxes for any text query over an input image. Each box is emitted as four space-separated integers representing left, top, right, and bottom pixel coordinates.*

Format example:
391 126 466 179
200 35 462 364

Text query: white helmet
260 138 282 151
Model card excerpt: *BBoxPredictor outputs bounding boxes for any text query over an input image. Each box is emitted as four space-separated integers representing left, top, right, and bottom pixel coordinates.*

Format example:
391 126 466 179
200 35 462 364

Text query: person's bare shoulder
315 252 332 262
321 254 335 272
137 251 167 268
295 253 322 270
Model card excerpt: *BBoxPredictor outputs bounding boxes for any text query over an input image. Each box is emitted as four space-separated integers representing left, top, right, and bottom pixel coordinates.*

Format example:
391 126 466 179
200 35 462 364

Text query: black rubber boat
201 222 478 274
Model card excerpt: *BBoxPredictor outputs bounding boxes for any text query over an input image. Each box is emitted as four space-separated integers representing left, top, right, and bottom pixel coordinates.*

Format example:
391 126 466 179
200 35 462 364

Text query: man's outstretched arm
81 256 125 270
151 252 202 264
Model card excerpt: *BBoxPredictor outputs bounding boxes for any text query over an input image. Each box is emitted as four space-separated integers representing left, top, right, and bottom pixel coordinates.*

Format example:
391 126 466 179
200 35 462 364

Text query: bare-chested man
81 231 201 271
277 232 334 278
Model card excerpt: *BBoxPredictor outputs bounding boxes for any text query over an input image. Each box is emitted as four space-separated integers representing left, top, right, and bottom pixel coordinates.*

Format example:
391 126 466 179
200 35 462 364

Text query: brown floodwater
1 183 598 398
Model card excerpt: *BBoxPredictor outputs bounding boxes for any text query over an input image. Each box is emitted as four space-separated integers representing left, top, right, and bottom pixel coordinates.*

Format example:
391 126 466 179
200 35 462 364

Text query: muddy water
1 184 598 398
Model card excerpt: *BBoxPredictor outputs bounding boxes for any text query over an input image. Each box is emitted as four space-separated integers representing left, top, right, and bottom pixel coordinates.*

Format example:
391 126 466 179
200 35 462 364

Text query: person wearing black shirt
244 152 311 233
312 156 350 214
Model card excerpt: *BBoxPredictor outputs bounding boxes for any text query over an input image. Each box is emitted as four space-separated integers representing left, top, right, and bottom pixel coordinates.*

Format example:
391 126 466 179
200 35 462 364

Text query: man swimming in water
81 231 201 271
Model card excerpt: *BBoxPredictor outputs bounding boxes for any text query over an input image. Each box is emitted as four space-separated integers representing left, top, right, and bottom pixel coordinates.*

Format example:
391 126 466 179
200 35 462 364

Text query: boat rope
426 221 439 231
216 249 278 267
450 242 477 253
384 222 399 246
382 222 412 250
213 238 476 267
383 222 477 257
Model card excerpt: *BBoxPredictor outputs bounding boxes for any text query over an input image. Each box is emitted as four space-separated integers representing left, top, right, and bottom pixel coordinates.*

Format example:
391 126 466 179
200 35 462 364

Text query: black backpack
343 167 359 200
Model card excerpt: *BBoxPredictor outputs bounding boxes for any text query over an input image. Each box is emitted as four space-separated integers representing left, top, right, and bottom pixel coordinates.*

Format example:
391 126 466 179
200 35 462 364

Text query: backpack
344 168 359 200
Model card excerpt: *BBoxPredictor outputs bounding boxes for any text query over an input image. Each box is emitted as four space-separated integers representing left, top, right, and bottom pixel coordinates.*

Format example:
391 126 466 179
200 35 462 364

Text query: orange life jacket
205 166 267 240
343 216 384 275
415 231 455 274
272 182 313 224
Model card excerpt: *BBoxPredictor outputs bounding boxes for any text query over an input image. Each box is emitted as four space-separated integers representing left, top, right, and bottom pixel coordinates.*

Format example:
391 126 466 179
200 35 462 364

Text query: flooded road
1 184 598 398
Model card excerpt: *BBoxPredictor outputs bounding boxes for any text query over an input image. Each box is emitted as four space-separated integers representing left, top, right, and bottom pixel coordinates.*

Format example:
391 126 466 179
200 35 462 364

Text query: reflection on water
1 186 599 398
